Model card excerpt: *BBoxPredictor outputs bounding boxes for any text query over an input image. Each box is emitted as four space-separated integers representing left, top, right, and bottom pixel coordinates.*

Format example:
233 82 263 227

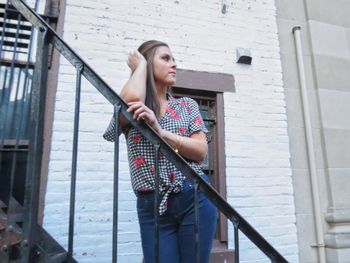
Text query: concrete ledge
326 207 350 223
325 226 350 248
326 247 350 263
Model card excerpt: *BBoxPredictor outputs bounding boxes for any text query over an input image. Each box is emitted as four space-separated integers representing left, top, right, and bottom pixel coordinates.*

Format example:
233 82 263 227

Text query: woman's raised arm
120 50 148 103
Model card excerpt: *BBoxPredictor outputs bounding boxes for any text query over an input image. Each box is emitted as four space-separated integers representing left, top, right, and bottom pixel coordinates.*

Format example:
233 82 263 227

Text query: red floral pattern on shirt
139 186 149 192
166 107 180 120
132 135 142 143
168 172 175 182
133 157 146 168
194 116 202 126
179 127 187 135
103 95 208 215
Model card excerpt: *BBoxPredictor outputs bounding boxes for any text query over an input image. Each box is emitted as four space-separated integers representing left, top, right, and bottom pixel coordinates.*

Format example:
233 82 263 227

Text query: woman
103 40 217 263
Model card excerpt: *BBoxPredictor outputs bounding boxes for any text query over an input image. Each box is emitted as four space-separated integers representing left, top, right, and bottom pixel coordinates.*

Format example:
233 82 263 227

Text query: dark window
173 69 234 258
172 88 228 245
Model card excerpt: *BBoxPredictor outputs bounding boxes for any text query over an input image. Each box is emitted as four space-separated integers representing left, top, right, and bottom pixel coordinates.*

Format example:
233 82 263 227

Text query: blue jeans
137 177 218 263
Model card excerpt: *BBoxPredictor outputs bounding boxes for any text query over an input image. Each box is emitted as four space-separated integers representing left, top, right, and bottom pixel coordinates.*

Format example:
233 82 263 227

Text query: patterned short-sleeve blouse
103 95 208 214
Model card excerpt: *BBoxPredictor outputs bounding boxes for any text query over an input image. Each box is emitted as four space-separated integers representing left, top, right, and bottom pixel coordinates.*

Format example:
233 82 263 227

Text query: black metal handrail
9 0 289 262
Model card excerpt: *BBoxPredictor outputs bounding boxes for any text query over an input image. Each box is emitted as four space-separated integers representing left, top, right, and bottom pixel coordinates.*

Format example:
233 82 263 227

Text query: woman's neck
156 85 168 101
156 87 169 117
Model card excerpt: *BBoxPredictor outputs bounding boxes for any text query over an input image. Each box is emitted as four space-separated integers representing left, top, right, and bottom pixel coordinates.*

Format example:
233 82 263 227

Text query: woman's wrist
160 130 184 153
136 59 147 72
174 134 184 153
159 129 167 139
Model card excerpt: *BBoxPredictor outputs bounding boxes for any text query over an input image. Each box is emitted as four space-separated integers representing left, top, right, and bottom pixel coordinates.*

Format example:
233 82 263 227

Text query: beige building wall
275 0 350 262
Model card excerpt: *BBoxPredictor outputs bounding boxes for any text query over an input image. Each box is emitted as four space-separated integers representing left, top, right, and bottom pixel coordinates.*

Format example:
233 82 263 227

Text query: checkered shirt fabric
103 95 208 214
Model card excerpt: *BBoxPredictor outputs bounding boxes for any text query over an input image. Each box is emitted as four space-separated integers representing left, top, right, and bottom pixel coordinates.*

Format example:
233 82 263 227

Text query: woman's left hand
127 101 164 135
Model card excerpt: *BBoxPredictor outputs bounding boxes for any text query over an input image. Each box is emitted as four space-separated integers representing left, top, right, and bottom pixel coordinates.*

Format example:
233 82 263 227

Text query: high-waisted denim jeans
136 177 218 263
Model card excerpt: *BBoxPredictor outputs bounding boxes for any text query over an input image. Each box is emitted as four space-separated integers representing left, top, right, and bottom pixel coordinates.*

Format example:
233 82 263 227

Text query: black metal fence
0 0 289 262
0 0 34 261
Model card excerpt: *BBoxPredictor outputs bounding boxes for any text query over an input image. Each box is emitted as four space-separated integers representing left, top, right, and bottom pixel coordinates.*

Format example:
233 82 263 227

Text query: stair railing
7 0 289 262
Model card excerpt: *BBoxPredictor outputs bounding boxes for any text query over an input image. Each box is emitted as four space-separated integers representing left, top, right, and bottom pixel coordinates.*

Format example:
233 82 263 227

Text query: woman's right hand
127 101 164 136
127 50 147 72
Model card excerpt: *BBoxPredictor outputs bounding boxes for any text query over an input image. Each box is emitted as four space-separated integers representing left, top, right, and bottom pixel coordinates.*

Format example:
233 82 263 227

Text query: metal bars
112 103 121 263
21 25 49 262
154 144 161 263
0 1 38 261
67 64 83 262
194 182 200 263
8 0 289 262
0 1 10 58
234 225 239 262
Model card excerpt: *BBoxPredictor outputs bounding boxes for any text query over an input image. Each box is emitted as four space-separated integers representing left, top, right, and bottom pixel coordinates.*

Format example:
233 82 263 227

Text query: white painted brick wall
44 0 299 262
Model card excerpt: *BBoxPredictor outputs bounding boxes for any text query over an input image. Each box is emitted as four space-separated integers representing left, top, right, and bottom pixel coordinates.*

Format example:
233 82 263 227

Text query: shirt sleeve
103 115 129 142
187 98 210 142
103 116 117 142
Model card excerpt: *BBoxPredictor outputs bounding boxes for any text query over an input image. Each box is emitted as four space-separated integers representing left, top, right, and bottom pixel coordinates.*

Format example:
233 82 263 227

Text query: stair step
210 249 235 263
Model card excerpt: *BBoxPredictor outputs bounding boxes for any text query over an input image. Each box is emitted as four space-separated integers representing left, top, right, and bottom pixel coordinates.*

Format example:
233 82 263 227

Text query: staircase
0 0 289 262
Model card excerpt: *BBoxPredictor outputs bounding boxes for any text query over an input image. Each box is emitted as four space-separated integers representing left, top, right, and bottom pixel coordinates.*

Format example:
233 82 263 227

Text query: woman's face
152 46 177 89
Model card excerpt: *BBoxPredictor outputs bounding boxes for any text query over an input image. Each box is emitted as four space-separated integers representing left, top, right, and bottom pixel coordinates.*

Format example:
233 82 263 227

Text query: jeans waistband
135 174 210 198
135 190 154 198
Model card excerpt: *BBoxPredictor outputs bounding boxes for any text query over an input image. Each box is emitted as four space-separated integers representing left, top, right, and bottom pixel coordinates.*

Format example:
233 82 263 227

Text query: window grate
0 2 34 62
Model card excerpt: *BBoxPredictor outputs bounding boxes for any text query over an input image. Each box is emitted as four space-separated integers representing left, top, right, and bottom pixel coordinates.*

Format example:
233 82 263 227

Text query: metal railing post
194 181 200 263
21 25 50 263
154 144 161 263
234 225 239 262
8 1 290 262
112 103 121 263
67 63 83 262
